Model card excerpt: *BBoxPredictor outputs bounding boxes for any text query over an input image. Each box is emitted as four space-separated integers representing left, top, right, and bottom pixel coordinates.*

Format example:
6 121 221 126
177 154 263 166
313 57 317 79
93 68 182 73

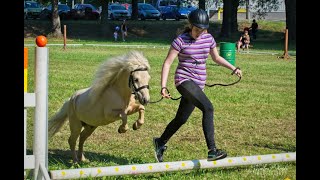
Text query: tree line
47 0 295 41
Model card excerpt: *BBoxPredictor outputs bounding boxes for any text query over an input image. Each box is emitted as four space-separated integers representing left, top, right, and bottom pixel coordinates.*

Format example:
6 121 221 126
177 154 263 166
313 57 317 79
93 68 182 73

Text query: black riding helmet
188 9 209 29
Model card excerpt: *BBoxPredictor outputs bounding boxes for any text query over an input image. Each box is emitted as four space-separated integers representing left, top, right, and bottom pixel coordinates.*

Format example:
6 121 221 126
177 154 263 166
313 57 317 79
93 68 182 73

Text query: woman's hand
232 67 242 78
161 87 171 99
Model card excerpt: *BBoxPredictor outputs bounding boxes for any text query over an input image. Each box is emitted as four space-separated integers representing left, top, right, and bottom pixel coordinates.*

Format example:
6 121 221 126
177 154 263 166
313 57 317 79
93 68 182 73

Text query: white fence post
33 46 50 180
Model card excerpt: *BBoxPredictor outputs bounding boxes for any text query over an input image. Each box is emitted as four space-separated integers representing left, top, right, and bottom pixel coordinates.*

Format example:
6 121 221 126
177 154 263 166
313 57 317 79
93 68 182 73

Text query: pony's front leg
118 112 129 133
133 104 145 130
126 103 145 130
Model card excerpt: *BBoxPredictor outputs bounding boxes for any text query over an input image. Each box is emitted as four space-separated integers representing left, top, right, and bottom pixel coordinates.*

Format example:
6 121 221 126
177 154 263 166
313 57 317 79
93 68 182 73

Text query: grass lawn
24 20 296 180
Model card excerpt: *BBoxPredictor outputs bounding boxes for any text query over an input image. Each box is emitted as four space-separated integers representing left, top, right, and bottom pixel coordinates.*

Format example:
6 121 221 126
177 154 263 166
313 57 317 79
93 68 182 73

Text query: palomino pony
48 50 151 163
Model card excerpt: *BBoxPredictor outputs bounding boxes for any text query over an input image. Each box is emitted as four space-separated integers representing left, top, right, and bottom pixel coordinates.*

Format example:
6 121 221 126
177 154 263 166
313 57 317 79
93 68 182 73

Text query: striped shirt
171 32 216 89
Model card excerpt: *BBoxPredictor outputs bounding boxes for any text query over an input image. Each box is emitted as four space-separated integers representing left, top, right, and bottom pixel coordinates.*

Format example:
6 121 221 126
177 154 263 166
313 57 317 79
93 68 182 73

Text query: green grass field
24 44 296 179
24 20 296 179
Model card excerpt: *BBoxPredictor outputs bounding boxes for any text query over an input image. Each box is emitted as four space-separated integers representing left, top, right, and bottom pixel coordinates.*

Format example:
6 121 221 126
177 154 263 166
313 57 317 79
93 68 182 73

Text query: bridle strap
135 85 149 92
129 68 149 95
131 67 148 73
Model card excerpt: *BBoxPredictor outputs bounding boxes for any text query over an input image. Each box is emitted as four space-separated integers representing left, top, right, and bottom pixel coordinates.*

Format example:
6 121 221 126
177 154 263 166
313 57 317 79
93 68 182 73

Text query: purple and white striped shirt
171 32 216 89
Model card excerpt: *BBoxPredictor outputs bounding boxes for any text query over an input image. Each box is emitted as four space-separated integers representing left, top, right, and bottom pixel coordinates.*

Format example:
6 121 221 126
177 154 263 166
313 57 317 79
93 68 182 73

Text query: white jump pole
33 46 50 180
50 152 295 179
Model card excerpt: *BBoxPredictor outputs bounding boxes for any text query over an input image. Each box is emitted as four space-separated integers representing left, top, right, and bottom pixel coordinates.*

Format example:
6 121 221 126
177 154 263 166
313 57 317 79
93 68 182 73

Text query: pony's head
126 51 151 105
91 50 151 105
128 68 150 105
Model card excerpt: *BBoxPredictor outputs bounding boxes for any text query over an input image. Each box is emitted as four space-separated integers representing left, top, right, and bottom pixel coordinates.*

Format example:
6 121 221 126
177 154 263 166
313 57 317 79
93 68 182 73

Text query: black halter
128 68 149 96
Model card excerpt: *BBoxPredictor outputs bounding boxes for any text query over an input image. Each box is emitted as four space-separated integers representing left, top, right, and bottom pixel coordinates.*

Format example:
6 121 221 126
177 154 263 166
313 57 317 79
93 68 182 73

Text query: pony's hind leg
78 124 97 162
68 116 83 163
127 103 145 130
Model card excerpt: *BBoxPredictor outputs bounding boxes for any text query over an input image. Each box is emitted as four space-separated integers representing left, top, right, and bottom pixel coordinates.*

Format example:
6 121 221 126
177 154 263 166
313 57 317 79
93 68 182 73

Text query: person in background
153 9 242 163
249 19 258 40
121 19 128 42
113 26 120 41
237 28 250 52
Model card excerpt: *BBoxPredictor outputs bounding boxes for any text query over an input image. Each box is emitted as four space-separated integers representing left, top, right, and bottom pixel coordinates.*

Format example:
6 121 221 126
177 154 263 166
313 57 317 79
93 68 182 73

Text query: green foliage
250 0 282 19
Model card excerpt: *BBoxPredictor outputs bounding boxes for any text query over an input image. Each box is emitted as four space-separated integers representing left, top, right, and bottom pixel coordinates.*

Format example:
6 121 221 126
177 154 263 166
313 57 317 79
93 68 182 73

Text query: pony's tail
48 100 69 138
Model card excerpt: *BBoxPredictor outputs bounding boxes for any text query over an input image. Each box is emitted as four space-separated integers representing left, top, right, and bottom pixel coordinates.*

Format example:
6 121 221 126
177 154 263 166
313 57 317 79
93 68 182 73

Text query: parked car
129 3 161 20
108 4 131 20
187 5 197 12
39 4 71 20
121 3 131 10
155 0 179 11
24 1 43 19
70 4 100 20
160 5 190 20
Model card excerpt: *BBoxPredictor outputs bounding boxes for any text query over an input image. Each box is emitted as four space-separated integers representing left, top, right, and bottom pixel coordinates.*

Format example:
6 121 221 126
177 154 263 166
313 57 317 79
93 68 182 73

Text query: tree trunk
51 0 63 38
131 0 138 20
220 0 239 38
246 0 250 20
177 0 181 8
220 0 232 37
100 0 109 24
99 0 109 38
199 0 205 10
231 0 239 33
285 0 296 41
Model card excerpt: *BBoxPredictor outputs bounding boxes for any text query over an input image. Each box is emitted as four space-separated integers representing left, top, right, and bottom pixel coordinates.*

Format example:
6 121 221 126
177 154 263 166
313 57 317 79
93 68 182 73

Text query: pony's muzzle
139 96 149 105
136 92 149 105
142 97 149 105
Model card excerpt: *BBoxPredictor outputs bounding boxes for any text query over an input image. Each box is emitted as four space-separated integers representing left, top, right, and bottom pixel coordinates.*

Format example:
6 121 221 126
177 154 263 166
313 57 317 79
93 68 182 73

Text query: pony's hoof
71 162 81 168
133 123 138 130
78 155 90 163
72 159 79 164
80 158 90 163
133 121 142 130
118 128 127 133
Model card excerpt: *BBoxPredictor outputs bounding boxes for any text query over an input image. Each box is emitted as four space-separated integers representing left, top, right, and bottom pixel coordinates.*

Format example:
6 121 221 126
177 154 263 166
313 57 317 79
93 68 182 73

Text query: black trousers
159 80 216 150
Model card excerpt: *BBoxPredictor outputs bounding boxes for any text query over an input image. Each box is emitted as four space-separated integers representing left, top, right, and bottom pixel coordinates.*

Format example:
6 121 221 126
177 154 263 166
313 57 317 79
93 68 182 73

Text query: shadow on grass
244 142 296 152
27 149 145 168
190 162 296 176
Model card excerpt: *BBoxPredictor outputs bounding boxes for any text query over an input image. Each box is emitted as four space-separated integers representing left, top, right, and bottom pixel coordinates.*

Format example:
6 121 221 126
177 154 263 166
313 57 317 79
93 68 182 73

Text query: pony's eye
134 78 139 82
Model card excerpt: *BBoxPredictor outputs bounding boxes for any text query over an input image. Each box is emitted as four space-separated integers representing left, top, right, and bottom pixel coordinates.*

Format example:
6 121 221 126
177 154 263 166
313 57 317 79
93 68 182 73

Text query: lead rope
149 67 241 104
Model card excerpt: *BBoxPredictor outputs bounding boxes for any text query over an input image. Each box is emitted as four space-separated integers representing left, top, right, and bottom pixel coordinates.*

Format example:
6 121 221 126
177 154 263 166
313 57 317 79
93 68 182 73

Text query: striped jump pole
24 47 28 92
24 46 29 178
50 152 296 179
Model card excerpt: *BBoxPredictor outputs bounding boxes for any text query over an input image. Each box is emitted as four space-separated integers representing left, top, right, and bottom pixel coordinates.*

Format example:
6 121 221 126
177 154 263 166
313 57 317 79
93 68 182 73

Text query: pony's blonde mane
90 50 150 96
